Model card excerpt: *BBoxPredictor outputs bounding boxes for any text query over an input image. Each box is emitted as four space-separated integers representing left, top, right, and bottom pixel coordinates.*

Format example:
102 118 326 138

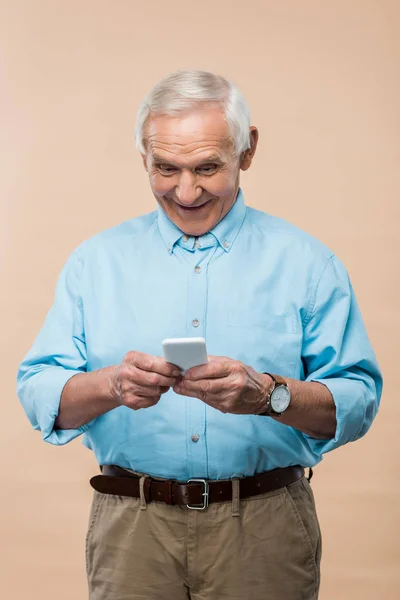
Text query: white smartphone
162 337 208 374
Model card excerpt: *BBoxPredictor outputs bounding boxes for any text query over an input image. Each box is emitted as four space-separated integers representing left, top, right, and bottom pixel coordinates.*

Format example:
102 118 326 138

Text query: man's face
142 105 257 237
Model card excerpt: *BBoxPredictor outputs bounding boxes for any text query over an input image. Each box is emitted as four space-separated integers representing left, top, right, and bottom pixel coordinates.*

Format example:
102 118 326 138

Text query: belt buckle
186 478 209 510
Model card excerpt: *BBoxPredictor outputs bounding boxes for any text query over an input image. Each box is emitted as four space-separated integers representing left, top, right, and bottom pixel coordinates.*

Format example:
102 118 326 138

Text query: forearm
55 365 119 430
269 376 337 439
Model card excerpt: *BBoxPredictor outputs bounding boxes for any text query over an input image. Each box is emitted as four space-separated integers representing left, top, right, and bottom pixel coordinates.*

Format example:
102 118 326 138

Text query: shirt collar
157 188 247 255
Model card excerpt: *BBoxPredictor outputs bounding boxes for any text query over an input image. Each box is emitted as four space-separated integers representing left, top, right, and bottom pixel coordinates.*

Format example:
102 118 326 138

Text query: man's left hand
173 356 272 415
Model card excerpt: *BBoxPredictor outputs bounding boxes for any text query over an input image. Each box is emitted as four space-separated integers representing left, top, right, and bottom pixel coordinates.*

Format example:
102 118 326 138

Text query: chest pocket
227 310 301 378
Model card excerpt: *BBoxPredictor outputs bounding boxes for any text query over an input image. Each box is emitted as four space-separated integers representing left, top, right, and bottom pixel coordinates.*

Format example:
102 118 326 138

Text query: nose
175 171 202 206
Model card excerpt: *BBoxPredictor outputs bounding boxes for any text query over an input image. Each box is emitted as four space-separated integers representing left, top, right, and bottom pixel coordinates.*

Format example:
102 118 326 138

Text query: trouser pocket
85 490 105 578
286 477 322 589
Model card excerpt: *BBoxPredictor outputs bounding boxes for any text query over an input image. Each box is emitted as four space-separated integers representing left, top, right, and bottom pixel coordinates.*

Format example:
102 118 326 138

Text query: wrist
106 365 123 408
256 373 274 415
258 372 291 417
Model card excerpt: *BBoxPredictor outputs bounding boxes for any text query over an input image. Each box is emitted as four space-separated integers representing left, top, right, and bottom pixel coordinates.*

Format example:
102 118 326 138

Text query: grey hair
134 69 251 157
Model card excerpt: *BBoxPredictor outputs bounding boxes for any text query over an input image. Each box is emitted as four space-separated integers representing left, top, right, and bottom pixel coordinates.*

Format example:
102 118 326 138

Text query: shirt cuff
33 368 93 445
302 377 367 454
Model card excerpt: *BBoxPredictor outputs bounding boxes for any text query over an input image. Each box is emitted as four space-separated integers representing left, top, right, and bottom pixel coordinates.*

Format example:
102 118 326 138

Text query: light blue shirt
16 189 382 480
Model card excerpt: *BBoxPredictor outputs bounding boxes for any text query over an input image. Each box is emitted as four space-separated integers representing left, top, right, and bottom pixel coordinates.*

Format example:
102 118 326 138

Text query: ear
240 127 259 171
141 154 148 172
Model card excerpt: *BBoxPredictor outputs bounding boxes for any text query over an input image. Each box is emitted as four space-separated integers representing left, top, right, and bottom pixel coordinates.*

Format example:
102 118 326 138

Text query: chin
181 225 208 236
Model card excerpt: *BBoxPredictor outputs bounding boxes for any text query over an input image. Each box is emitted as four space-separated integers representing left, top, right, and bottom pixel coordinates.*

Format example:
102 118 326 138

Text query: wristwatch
259 373 291 417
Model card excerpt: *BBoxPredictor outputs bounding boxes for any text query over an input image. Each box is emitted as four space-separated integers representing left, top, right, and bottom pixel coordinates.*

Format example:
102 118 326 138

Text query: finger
173 385 230 411
174 377 227 396
133 384 167 398
119 362 177 388
184 358 233 381
126 351 181 377
131 365 178 388
132 395 161 409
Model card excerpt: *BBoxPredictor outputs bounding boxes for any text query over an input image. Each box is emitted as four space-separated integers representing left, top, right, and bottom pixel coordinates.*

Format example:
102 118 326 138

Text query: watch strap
265 373 288 387
259 372 289 417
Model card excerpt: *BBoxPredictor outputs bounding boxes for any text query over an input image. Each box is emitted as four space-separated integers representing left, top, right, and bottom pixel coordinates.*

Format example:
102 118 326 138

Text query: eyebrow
152 153 225 167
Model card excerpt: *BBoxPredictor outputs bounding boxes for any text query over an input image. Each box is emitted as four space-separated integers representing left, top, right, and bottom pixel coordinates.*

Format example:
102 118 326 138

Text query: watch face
271 386 291 412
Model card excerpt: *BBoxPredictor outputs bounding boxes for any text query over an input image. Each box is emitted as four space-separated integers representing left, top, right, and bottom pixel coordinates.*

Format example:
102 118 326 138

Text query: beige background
1 1 399 598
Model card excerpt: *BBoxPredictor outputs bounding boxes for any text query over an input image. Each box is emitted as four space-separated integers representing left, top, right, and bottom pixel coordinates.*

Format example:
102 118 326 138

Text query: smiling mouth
175 200 212 211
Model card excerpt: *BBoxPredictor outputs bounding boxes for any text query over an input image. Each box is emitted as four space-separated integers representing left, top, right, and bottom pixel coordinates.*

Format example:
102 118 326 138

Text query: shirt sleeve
301 254 383 454
16 250 93 445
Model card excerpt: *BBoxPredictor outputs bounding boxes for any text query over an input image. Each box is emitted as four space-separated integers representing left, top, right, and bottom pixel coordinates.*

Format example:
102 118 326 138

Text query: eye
157 164 177 175
197 164 219 175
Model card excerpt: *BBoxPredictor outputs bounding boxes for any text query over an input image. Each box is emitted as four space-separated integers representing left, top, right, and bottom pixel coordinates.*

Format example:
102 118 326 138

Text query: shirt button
223 241 230 248
194 266 201 274
183 235 189 241
192 319 199 327
191 434 200 442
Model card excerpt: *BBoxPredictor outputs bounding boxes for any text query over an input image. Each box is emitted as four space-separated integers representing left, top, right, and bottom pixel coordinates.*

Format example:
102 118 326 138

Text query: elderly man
17 70 382 600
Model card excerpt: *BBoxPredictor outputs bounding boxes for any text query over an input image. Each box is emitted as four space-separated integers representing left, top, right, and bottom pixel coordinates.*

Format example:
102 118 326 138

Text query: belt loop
231 478 240 517
307 467 314 483
139 475 149 510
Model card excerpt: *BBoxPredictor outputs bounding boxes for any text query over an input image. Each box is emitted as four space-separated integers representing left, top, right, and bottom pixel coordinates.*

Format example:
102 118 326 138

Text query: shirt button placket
186 248 209 478
189 257 204 333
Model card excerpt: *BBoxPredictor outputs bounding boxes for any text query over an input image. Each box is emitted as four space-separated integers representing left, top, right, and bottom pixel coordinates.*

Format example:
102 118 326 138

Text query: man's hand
110 351 181 410
173 356 272 415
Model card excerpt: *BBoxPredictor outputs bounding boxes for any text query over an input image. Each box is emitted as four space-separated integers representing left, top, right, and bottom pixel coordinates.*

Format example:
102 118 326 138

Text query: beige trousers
86 473 322 600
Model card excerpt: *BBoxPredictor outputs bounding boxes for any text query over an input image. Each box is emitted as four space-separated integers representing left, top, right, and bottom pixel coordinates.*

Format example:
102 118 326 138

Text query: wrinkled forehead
144 107 234 159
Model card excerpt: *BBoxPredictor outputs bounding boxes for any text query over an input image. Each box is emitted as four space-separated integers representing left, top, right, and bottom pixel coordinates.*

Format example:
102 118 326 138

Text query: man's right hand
55 351 181 430
109 351 181 410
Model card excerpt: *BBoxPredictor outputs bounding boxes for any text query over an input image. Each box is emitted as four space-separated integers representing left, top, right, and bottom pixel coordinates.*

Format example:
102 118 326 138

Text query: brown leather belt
90 464 306 509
